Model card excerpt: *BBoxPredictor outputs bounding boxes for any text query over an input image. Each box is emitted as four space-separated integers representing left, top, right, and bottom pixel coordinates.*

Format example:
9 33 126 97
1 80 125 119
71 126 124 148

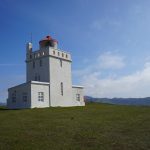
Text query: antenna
30 32 32 43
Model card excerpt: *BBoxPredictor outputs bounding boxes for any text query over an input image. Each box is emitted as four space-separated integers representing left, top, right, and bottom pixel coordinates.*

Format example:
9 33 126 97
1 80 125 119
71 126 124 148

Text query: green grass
0 103 150 150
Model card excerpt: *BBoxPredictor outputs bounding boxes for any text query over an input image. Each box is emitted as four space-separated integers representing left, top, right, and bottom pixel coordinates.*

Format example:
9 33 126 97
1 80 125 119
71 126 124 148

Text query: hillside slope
0 103 150 150
85 96 150 106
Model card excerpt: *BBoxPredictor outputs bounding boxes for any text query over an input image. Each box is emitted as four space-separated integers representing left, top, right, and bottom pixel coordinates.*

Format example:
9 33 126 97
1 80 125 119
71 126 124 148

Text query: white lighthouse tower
7 35 85 109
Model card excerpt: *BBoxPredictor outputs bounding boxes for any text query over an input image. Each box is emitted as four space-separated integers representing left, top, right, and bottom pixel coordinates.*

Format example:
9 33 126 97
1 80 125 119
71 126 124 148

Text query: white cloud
98 52 125 69
73 52 125 78
82 66 150 98
74 53 150 98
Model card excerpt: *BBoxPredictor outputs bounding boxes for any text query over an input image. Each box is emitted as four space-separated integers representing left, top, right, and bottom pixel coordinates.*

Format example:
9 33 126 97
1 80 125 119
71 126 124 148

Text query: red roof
39 35 58 43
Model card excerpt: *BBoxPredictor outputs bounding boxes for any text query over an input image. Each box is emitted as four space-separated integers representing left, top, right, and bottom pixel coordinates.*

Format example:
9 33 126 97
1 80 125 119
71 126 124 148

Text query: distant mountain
0 102 6 106
84 96 150 106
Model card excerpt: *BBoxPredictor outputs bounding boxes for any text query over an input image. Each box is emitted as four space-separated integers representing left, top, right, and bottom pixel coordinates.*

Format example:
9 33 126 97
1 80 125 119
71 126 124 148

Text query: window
60 59 62 67
38 92 44 101
35 74 40 81
76 94 80 101
53 51 55 55
35 76 37 81
61 82 63 96
30 55 32 59
58 52 60 56
62 53 64 57
12 91 16 103
38 75 40 81
66 54 68 58
33 61 35 68
40 59 42 67
22 93 27 102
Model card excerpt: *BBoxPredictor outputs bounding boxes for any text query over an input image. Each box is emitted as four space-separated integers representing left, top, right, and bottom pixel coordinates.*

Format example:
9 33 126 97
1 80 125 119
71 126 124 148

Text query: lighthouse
7 35 85 109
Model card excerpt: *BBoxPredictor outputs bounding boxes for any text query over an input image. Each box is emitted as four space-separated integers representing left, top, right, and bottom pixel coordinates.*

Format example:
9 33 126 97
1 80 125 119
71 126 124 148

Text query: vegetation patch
0 103 150 150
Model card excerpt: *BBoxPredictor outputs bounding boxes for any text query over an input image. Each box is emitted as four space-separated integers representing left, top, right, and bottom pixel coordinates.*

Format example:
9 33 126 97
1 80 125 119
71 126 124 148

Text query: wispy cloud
74 52 150 98
73 52 125 77
91 19 121 31
83 63 150 98
98 52 125 70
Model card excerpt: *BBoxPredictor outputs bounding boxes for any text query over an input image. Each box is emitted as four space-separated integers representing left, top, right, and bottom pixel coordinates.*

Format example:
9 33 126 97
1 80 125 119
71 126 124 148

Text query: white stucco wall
7 81 50 109
72 86 85 106
26 52 50 82
49 56 74 106
31 81 50 108
26 47 71 83
7 82 31 109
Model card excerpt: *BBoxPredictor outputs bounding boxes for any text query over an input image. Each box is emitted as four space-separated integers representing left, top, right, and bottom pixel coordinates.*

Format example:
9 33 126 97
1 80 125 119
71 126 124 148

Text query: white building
7 35 85 109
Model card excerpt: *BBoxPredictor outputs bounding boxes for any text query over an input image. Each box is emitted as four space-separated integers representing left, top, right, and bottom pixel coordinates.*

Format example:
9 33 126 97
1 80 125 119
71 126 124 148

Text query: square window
76 94 80 101
12 92 16 103
38 92 44 101
22 93 27 102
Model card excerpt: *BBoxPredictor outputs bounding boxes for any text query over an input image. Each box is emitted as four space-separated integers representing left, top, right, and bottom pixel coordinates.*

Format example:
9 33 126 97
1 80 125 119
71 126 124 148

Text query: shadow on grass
0 107 22 111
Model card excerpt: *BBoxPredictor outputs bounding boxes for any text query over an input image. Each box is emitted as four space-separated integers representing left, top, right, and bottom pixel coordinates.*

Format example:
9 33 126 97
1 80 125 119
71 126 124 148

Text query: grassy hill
0 103 150 150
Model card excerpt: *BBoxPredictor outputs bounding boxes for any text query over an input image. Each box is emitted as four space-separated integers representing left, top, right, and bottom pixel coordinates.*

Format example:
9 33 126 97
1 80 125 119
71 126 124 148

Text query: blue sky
1 0 150 102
